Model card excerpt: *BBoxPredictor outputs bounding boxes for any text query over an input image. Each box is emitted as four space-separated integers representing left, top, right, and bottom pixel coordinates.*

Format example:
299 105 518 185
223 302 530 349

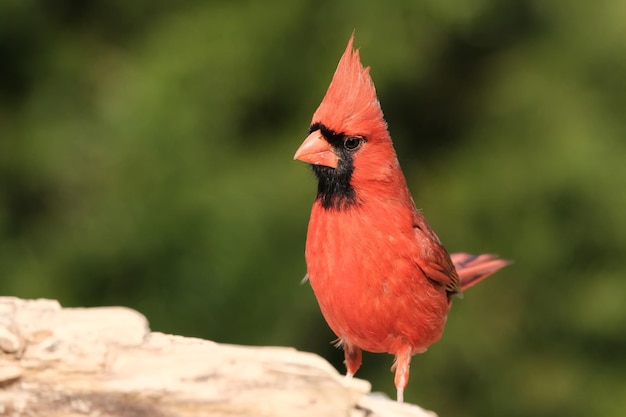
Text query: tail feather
451 252 511 291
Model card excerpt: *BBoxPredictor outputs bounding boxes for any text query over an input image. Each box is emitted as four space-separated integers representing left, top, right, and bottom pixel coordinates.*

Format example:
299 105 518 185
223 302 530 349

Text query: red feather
294 35 510 403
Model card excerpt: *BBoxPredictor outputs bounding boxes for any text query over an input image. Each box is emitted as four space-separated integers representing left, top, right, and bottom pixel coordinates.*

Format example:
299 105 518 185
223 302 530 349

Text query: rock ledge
0 297 435 417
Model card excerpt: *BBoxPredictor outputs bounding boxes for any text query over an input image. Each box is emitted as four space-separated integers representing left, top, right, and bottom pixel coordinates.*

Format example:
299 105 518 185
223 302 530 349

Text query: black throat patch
309 123 358 211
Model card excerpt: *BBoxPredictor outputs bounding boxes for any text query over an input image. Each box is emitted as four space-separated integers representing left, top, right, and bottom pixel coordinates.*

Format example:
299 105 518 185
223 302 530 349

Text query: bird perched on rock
294 35 510 402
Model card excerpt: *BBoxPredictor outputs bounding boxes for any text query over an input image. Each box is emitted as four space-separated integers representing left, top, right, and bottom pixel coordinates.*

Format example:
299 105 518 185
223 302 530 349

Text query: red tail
451 253 511 291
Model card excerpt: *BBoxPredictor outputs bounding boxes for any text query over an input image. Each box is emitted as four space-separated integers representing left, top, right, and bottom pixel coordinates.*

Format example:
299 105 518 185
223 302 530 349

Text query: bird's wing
412 212 461 296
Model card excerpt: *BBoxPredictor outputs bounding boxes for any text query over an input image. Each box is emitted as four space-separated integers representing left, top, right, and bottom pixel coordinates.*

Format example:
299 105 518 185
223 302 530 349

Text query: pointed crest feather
312 35 387 138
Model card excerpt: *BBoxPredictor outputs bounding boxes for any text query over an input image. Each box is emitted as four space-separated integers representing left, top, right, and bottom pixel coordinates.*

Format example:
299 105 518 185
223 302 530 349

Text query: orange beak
293 130 339 168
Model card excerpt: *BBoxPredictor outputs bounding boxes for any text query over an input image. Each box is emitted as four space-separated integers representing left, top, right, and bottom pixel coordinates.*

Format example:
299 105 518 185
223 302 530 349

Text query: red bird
294 35 510 403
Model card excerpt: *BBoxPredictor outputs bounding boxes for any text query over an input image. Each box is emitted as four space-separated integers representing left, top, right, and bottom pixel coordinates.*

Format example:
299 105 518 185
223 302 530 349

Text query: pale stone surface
0 297 436 417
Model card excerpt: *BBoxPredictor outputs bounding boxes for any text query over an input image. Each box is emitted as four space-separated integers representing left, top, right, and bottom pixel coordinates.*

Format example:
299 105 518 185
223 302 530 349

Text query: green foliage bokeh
2 1 625 416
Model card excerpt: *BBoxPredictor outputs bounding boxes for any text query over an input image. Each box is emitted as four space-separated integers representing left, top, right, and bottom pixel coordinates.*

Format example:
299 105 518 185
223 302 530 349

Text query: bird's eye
343 137 364 151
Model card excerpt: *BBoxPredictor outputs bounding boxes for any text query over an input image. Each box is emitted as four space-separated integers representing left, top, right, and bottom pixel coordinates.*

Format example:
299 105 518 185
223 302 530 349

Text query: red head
311 35 389 142
294 35 406 210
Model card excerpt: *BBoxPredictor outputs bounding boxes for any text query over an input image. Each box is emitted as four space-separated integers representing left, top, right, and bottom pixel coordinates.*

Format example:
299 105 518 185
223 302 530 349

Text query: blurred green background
2 1 625 416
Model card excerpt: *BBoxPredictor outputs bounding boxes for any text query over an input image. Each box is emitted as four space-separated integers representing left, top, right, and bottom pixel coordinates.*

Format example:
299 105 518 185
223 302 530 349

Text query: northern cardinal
294 35 510 402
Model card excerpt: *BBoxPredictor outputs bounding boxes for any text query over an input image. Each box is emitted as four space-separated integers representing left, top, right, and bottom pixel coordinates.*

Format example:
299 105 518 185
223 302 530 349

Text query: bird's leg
343 343 362 379
391 346 412 403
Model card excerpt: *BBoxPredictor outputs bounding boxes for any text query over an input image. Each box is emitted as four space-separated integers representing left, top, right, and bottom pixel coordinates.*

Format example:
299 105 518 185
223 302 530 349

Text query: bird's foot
397 387 404 403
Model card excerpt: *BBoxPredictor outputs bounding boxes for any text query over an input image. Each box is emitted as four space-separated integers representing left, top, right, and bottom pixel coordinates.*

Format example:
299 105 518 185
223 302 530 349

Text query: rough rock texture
0 297 436 417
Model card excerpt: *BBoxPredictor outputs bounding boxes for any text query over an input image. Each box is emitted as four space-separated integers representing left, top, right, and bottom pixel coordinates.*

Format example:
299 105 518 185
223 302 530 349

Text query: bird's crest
312 35 387 139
